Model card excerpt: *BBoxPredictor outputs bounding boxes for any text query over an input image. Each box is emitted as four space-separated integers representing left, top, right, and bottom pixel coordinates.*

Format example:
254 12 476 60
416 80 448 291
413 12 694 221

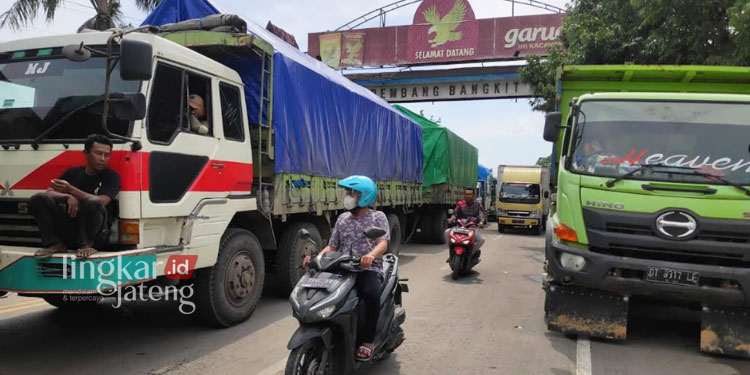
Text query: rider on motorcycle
302 175 390 362
446 187 486 249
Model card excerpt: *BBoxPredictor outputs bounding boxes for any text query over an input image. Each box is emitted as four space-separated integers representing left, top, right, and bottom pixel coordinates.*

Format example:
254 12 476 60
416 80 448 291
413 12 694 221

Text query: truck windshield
570 100 750 186
0 55 140 143
500 183 540 204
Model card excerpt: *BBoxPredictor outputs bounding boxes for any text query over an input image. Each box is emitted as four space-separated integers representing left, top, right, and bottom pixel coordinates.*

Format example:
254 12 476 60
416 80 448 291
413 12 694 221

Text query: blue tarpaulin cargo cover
478 164 491 182
143 0 423 182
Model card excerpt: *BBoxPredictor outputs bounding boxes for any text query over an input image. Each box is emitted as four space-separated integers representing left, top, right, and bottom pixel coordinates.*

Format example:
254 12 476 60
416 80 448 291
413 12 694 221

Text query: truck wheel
387 214 401 256
497 224 504 233
536 223 544 236
277 223 322 293
431 210 448 244
195 228 265 328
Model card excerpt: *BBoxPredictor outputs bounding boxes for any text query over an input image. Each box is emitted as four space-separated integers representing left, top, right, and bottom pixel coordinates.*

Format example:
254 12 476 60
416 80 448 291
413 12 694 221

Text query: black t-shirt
60 167 121 204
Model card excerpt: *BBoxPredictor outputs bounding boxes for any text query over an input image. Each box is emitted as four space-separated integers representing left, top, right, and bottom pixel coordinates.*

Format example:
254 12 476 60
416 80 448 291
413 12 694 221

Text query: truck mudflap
700 307 750 358
545 283 628 340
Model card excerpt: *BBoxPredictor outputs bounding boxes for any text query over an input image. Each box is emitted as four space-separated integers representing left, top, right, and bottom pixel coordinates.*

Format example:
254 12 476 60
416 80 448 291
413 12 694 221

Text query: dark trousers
29 193 106 249
356 271 383 343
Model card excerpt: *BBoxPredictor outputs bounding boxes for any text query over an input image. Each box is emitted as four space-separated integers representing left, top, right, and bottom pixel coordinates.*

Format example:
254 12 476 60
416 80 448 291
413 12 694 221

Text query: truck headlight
560 253 587 272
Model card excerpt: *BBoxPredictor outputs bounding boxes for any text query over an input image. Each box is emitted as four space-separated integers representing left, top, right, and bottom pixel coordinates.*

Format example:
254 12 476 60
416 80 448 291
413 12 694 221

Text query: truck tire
536 223 544 236
195 228 265 328
431 210 448 244
277 222 323 294
387 214 401 256
497 224 504 233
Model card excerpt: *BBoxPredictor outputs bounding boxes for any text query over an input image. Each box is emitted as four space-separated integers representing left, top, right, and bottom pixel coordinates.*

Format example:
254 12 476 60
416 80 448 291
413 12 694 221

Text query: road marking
255 357 287 375
576 335 592 375
0 300 49 315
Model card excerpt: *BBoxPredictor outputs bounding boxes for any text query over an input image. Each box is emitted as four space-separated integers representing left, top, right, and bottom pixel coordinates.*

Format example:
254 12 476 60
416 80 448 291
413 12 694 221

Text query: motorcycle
447 210 483 280
285 227 408 375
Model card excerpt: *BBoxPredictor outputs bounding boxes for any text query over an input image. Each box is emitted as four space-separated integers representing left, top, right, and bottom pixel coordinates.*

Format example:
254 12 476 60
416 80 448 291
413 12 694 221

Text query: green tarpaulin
395 105 478 188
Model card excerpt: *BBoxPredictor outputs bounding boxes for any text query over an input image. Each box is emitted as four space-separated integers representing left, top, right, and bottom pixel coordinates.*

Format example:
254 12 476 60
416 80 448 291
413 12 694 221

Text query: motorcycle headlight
316 305 336 319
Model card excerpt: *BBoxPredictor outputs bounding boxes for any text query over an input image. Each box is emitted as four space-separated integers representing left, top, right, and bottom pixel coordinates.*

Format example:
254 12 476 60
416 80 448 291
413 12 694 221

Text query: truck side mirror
109 92 146 121
120 39 153 81
543 112 562 142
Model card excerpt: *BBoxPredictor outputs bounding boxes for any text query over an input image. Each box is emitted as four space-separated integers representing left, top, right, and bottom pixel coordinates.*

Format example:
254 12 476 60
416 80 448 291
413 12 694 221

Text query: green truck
395 105 479 243
542 65 750 357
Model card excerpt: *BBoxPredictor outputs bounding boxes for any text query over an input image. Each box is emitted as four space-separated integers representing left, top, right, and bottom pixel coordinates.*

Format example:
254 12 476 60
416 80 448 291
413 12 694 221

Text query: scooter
447 213 482 280
285 227 408 375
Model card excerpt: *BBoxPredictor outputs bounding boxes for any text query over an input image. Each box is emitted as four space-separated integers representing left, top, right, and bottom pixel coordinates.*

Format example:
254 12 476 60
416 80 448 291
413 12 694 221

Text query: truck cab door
141 62 221 221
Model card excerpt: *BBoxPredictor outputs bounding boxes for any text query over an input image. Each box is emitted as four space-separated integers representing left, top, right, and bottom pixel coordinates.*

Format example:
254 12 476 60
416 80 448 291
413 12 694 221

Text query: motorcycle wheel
451 256 461 280
284 339 334 375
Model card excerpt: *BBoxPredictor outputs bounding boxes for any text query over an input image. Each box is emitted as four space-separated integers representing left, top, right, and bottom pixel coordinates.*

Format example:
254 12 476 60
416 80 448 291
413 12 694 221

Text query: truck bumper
498 217 540 227
0 245 157 294
546 240 750 308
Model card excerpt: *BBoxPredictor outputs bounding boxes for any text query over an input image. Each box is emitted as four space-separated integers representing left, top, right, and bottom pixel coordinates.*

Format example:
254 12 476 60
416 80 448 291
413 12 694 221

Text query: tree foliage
536 156 551 167
521 0 750 112
1 0 161 32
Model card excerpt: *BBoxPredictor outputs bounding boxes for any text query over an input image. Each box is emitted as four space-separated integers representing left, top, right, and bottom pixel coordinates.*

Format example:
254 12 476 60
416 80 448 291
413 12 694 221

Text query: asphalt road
1 224 749 375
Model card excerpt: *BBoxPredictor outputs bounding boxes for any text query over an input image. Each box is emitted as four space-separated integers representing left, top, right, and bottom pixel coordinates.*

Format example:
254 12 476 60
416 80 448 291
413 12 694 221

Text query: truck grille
0 199 42 246
507 210 531 217
584 208 750 267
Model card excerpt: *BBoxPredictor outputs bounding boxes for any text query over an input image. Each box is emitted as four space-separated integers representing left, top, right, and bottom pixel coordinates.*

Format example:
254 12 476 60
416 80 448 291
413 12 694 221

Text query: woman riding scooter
302 175 390 361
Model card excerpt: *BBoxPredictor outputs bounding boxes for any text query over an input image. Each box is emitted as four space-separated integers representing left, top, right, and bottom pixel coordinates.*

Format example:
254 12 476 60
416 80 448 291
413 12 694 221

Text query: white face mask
343 195 357 210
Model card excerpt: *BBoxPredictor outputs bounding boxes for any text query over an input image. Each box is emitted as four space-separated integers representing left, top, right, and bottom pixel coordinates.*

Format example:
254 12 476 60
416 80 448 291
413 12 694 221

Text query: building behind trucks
543 65 750 358
0 1 464 327
495 165 550 234
393 105 480 242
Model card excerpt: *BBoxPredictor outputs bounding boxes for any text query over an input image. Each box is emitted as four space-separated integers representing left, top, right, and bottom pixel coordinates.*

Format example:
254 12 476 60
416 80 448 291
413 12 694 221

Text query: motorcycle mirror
364 227 386 239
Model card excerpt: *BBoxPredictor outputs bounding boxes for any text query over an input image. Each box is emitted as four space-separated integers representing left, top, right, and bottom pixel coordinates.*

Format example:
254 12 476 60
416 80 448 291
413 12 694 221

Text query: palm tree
0 0 161 32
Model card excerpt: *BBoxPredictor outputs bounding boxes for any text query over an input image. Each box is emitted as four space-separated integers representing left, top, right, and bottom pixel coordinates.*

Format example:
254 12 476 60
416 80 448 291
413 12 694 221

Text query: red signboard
308 0 563 68
408 0 479 64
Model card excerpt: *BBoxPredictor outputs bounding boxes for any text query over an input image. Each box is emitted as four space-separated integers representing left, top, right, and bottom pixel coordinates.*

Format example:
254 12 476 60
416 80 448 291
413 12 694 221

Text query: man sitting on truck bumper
31 134 121 259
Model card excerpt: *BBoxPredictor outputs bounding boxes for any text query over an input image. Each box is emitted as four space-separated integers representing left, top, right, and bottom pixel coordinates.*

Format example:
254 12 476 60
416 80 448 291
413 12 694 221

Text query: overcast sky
0 0 569 171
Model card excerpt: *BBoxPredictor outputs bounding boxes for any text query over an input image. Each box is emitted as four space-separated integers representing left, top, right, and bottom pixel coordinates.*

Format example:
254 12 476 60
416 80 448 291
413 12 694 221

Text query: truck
393 105 479 242
495 165 550 234
0 5 462 327
477 164 495 216
542 65 750 358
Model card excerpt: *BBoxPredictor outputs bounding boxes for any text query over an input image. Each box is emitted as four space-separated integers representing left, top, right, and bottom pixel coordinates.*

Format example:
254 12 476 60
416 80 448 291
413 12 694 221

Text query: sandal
355 345 373 362
76 248 98 259
34 248 65 259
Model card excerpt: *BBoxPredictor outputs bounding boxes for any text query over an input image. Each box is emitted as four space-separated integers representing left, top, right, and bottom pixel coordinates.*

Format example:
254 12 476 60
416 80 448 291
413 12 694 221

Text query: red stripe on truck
10 151 252 193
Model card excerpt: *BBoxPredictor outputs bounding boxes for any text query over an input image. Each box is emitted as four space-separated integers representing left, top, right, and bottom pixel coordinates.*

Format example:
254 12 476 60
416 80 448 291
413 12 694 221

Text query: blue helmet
338 175 377 207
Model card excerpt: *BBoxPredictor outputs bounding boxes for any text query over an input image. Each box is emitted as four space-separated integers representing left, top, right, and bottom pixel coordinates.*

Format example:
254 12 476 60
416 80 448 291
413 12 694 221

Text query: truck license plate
645 267 699 286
